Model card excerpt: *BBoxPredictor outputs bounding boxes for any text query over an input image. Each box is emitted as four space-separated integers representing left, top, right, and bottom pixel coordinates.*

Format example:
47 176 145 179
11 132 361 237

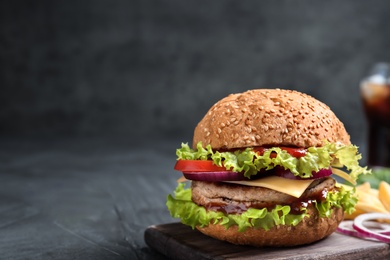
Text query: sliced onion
337 220 389 241
351 213 390 243
273 167 332 180
337 220 371 239
182 171 247 182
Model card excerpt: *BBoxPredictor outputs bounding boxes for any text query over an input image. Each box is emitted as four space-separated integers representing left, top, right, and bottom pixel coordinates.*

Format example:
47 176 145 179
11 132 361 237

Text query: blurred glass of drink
360 62 390 167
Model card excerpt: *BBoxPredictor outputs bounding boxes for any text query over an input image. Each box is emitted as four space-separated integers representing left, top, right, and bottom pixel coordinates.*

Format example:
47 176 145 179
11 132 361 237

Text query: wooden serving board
144 222 390 260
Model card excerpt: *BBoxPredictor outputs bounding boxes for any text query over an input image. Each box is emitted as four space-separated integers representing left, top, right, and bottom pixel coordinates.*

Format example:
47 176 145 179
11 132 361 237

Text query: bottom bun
196 206 344 247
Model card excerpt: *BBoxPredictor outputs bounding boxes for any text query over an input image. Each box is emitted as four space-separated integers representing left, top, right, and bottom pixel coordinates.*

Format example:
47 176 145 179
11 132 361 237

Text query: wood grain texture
144 222 390 260
0 137 176 259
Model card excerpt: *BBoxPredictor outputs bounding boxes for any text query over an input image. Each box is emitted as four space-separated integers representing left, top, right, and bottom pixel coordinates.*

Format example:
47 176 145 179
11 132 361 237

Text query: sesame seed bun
193 89 350 149
196 205 344 247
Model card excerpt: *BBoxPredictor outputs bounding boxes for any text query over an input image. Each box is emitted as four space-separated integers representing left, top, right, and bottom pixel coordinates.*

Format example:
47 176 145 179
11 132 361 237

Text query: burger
166 89 370 247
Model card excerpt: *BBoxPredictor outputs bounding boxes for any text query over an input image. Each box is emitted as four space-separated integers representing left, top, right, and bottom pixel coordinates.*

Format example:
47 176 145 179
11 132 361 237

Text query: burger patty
191 177 336 214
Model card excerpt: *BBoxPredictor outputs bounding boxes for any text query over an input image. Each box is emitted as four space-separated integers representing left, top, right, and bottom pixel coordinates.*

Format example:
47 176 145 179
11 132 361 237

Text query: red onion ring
337 220 390 241
346 213 390 243
337 220 373 240
182 171 247 181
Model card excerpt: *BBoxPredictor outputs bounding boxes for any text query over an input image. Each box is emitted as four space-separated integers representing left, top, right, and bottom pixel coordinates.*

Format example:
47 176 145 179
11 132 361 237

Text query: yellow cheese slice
225 176 315 198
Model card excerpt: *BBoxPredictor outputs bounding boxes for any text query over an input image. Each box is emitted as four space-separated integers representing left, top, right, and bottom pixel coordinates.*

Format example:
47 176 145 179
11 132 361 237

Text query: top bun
193 89 350 149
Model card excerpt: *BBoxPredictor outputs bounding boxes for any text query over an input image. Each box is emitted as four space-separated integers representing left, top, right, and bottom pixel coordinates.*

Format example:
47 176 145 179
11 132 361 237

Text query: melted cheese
225 176 315 198
176 175 315 198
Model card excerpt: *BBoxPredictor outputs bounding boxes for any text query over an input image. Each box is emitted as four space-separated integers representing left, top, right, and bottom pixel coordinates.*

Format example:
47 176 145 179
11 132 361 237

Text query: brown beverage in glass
360 63 390 167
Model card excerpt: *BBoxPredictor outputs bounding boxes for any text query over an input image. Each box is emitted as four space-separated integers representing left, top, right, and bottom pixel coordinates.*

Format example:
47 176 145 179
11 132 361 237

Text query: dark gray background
2 0 390 154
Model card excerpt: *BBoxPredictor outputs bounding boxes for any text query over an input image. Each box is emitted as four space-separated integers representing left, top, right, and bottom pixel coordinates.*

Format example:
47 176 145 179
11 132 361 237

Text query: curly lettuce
176 141 371 181
166 182 357 231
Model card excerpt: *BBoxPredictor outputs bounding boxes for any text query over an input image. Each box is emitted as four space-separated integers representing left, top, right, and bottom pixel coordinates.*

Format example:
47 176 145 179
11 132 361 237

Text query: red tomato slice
174 160 227 172
253 147 306 158
281 147 306 158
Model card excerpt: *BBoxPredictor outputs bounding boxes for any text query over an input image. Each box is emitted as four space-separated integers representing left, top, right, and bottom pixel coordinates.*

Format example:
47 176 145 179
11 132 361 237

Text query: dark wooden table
0 136 177 259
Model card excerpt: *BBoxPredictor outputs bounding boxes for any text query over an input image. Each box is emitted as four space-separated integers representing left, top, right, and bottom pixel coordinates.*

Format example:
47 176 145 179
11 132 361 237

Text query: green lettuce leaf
176 141 370 181
166 182 357 232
